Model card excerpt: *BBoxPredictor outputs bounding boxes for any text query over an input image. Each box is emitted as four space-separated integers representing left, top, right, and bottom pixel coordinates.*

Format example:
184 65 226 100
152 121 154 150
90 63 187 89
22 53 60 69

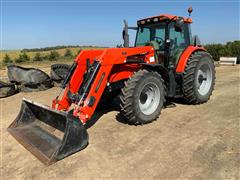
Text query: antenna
188 7 193 17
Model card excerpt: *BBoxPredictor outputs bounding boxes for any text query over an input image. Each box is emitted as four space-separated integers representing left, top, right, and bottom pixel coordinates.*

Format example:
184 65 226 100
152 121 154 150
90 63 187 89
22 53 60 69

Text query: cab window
135 23 166 49
135 28 150 46
169 22 191 49
169 22 191 62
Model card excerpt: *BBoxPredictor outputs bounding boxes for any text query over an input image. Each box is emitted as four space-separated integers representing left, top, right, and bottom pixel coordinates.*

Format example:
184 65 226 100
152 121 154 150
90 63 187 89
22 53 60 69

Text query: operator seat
170 38 187 64
146 41 164 64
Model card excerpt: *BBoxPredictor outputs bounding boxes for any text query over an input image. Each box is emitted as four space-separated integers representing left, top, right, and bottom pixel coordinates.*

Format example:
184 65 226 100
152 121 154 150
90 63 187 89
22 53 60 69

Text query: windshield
135 23 166 50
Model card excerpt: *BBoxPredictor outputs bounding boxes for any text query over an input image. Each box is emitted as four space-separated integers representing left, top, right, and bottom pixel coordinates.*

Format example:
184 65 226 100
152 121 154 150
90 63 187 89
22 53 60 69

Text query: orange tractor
8 8 215 165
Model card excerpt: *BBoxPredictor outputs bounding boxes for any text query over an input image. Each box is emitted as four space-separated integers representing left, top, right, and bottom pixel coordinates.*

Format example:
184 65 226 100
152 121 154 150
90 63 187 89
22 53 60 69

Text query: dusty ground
1 65 239 179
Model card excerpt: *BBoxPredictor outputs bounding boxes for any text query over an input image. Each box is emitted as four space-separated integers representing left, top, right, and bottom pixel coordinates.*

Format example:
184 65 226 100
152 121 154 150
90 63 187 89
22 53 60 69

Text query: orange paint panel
176 46 205 73
138 14 192 23
79 65 113 122
53 47 154 123
109 64 141 83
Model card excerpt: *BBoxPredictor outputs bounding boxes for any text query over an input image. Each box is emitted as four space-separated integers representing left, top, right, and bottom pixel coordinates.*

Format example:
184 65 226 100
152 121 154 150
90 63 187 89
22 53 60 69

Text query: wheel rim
196 63 212 96
139 82 160 115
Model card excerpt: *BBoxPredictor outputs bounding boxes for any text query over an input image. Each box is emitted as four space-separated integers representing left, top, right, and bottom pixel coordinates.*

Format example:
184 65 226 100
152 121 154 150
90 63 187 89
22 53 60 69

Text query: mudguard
176 46 205 73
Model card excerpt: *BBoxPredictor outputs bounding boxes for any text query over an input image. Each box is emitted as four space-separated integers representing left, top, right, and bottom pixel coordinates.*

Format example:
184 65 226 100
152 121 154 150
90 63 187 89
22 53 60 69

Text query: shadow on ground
85 96 189 128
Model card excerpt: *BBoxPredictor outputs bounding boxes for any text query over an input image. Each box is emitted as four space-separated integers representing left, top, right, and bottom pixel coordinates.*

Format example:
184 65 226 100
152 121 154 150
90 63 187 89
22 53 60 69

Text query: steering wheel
154 37 164 46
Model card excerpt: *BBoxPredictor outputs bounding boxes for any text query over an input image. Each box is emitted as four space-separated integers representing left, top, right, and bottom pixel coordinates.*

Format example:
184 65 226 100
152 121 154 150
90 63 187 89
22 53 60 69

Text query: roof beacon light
153 18 158 22
188 7 193 17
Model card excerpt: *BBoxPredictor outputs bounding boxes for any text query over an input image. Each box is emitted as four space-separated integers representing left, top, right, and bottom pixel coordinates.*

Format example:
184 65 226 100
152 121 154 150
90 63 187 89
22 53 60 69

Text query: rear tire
120 69 166 125
183 51 215 104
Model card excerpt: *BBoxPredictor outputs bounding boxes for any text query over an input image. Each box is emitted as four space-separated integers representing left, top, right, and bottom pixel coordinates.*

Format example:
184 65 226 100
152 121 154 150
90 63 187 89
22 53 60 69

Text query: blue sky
1 0 239 50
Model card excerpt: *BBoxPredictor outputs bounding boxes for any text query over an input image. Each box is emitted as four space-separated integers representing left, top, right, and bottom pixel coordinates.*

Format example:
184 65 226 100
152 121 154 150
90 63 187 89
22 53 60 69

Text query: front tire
183 51 215 104
120 70 166 125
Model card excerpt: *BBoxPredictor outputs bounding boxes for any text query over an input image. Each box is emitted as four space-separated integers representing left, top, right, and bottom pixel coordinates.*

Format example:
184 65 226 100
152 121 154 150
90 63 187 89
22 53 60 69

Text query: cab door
168 22 192 64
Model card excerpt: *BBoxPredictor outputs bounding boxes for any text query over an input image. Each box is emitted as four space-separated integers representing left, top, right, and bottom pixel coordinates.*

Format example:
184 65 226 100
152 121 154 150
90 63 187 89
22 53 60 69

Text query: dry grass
0 47 104 63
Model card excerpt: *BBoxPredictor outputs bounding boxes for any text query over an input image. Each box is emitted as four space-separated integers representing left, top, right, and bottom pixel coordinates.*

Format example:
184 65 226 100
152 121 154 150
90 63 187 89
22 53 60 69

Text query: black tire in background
120 69 166 125
182 51 215 104
7 65 53 92
0 81 18 98
50 64 70 85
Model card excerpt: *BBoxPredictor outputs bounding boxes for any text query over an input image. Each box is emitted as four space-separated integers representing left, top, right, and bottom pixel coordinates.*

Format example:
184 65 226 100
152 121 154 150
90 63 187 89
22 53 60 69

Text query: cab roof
137 14 192 25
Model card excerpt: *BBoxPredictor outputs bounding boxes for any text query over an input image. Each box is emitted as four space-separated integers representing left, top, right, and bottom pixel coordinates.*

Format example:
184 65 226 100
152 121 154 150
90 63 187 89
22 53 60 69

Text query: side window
169 23 191 62
169 23 189 49
155 28 165 39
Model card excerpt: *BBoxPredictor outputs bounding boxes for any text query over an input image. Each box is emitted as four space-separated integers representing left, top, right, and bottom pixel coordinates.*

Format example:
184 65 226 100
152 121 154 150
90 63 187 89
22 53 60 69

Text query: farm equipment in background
8 8 215 165
0 64 70 98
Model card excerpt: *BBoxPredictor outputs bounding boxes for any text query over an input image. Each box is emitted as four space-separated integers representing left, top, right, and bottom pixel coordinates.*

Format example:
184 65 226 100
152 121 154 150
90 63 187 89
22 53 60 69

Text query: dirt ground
1 65 239 179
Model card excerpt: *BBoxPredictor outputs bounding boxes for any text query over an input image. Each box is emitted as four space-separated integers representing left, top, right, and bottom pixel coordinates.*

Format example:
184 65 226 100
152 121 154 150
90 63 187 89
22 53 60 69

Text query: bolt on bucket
7 98 89 165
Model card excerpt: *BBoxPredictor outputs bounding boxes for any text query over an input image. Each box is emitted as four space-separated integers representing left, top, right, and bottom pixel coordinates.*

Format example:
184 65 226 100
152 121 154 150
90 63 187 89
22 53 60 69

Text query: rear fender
176 46 205 73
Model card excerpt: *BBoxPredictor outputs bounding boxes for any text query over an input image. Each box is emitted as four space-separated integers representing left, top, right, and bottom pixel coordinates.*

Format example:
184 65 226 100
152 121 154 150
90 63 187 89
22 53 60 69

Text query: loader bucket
7 98 89 165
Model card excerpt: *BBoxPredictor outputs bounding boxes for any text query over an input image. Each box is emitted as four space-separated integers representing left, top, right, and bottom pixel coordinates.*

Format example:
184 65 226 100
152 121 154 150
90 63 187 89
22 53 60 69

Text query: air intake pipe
122 20 129 48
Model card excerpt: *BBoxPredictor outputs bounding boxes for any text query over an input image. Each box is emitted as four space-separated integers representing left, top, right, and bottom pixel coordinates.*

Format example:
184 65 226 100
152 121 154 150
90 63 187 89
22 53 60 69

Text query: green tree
33 52 43 61
15 52 30 63
3 54 13 64
48 51 60 61
64 49 73 58
205 41 240 61
225 41 240 57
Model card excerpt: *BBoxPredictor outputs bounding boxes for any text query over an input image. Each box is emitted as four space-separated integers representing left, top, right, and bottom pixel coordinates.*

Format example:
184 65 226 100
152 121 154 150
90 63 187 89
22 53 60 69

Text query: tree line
204 41 240 61
3 49 81 64
21 45 105 52
3 41 240 65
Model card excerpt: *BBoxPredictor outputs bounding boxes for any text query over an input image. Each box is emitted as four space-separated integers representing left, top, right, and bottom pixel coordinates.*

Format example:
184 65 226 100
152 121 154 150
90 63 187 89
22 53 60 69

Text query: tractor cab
136 14 192 65
123 13 193 67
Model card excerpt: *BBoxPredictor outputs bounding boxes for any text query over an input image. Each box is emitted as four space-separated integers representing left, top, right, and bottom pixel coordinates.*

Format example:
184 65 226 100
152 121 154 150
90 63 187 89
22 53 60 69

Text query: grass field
0 47 105 68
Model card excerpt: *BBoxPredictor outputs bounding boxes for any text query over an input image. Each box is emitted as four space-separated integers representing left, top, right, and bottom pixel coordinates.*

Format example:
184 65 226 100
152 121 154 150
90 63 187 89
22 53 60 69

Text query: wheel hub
196 63 213 96
139 83 160 115
198 74 207 84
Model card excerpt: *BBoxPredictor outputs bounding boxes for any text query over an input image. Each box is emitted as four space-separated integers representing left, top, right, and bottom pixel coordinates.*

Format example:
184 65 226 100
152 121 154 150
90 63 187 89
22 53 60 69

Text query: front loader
8 8 215 165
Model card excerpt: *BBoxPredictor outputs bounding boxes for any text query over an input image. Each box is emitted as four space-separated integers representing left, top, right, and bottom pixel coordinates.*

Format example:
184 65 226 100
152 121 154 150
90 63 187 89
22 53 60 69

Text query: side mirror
174 17 184 32
193 35 201 46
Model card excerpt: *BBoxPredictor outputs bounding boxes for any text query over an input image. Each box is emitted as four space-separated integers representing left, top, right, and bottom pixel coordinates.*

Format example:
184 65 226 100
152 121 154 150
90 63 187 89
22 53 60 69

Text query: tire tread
120 69 166 125
183 51 215 104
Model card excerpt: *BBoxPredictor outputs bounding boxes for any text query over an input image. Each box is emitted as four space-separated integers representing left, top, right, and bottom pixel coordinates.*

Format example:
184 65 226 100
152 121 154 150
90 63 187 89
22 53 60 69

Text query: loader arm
54 46 155 123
